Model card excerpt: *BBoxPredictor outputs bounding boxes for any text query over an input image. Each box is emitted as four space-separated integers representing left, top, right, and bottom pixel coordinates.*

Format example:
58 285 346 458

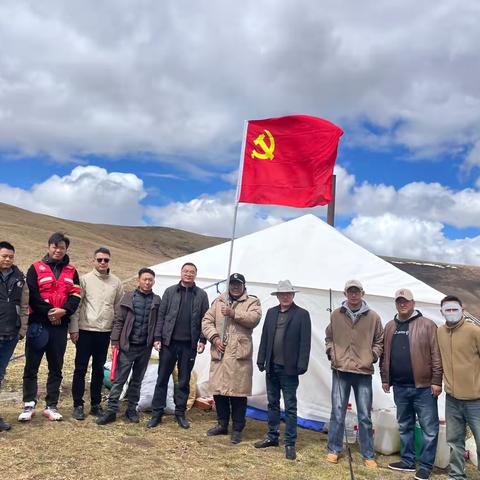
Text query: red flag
110 346 119 383
238 115 343 208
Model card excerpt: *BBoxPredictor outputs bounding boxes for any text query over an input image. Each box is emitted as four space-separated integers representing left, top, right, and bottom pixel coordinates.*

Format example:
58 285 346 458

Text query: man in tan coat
202 272 261 444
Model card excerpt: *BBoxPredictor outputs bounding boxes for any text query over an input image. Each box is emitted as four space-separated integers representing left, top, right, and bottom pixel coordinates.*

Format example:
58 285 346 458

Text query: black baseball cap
229 273 246 285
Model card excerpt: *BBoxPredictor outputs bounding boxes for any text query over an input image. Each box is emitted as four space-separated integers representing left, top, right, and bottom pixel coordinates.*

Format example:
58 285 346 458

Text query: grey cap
270 280 300 295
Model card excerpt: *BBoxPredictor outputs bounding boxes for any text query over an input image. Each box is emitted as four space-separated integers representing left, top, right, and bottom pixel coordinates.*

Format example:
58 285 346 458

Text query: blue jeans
393 386 439 472
266 364 299 446
446 394 480 479
327 370 375 459
0 336 19 385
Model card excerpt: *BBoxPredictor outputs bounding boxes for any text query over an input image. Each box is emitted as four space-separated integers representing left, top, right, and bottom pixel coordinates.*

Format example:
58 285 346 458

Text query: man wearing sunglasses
69 247 124 420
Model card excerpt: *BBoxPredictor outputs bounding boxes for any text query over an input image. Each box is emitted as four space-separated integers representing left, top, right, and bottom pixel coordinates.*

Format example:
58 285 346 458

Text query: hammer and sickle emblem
251 129 275 160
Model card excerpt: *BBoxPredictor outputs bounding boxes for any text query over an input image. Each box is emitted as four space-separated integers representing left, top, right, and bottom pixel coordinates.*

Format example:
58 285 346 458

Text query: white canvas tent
150 214 447 428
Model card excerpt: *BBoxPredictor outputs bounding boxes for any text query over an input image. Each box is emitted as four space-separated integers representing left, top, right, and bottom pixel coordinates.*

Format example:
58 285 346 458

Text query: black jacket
257 303 311 376
0 266 26 336
154 282 209 349
26 254 81 326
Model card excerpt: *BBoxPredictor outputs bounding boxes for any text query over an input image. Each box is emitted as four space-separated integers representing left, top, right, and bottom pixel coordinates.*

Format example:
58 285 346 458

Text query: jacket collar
176 281 197 293
394 309 422 325
444 317 465 330
93 268 110 278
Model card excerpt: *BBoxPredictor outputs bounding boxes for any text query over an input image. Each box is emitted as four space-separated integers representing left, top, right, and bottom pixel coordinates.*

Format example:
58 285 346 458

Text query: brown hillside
0 202 223 279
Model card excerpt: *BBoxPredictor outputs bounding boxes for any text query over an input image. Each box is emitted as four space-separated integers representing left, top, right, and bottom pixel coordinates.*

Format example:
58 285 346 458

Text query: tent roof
151 214 445 304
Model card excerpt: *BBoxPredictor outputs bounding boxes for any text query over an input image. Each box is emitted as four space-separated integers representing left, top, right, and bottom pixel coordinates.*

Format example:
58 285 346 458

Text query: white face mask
441 302 463 324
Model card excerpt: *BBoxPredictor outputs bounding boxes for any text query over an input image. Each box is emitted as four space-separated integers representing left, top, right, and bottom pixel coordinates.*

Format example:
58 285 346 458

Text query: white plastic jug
466 436 478 467
372 408 401 455
434 421 450 469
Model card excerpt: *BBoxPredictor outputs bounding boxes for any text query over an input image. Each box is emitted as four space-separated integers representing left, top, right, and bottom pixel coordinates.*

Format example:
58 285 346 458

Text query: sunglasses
96 258 110 263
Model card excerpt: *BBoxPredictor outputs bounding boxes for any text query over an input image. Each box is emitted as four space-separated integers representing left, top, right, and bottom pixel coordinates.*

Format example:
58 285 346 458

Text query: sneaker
364 459 378 469
326 453 339 464
72 406 85 421
43 407 63 421
18 401 36 422
90 404 104 417
0 416 11 431
414 468 430 480
124 410 139 423
388 461 416 472
96 410 116 425
254 438 279 448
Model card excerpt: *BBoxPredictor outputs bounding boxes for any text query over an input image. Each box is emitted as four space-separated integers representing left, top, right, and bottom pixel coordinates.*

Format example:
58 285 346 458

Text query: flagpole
221 120 248 348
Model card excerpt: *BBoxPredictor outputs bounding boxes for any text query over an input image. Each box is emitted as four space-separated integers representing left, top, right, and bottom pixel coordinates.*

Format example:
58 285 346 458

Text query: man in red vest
19 232 81 422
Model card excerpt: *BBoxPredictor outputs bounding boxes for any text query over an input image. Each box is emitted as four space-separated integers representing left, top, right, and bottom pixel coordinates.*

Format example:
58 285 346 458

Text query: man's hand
48 308 66 326
257 364 265 372
382 383 390 394
197 342 205 354
220 305 234 317
111 341 119 349
70 332 79 344
213 337 226 354
153 340 162 352
431 384 442 397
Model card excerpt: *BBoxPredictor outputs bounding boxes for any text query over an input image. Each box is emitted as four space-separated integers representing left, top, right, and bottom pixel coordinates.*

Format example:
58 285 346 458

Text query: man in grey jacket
70 247 124 420
148 262 209 429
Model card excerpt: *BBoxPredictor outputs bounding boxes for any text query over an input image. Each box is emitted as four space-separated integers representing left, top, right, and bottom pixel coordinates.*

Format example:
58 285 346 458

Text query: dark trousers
151 340 197 416
393 386 439 472
23 324 68 407
214 394 247 432
107 344 150 412
71 330 111 407
0 336 19 384
266 364 299 446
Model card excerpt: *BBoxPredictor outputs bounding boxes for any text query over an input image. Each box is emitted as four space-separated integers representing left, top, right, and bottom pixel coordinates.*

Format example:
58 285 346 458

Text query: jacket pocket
235 336 253 360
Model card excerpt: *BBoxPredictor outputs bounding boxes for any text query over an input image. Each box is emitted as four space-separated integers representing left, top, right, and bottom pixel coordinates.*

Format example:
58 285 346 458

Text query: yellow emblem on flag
251 129 275 160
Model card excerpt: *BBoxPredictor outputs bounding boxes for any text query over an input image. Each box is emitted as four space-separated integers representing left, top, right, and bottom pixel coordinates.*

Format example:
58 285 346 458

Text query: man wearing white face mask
437 295 480 480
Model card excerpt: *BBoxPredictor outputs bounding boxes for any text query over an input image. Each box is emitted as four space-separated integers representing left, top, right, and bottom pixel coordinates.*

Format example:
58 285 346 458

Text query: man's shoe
230 431 242 444
0 417 11 431
364 459 378 469
96 410 116 425
43 407 63 421
125 410 139 423
326 453 339 464
90 404 104 417
285 446 296 460
175 415 189 429
72 406 85 421
147 414 162 429
18 401 36 422
254 438 279 448
414 468 431 480
388 461 416 472
207 424 228 436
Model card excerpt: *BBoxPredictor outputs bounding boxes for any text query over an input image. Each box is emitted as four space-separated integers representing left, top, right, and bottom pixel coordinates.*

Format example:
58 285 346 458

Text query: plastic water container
345 403 357 444
466 436 478 467
372 408 401 455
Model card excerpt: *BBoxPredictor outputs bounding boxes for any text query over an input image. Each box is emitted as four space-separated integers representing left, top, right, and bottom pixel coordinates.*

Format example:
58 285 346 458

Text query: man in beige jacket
69 247 124 420
202 273 262 445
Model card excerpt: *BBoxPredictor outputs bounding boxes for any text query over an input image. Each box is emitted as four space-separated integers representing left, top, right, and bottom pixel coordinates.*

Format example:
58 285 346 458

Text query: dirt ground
2 344 478 480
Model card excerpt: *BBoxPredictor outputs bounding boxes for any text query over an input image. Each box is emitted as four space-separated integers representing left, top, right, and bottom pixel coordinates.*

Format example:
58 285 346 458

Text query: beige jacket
69 269 124 333
437 318 480 400
202 291 261 397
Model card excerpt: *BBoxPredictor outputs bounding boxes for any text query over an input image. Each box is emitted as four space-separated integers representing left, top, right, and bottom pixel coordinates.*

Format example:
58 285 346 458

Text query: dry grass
2 344 476 480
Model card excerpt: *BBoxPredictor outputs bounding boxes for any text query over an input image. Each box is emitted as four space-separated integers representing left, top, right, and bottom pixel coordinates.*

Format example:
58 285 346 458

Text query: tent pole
327 174 336 227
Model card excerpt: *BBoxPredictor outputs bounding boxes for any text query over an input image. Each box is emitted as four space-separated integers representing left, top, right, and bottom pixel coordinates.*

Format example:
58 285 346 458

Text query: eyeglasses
96 258 110 263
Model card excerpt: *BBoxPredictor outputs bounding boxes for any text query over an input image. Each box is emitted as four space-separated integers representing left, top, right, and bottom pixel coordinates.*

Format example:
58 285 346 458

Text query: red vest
33 261 79 308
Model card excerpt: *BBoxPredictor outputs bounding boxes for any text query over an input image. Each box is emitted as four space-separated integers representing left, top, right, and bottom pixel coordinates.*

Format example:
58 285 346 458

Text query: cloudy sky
1 0 480 264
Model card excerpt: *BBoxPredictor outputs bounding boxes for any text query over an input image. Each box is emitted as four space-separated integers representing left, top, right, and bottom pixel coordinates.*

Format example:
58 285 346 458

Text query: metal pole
327 174 336 227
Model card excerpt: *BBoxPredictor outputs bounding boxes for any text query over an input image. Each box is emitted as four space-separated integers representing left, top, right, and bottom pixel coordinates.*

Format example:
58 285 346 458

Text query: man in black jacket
148 262 209 429
0 241 29 431
255 280 311 460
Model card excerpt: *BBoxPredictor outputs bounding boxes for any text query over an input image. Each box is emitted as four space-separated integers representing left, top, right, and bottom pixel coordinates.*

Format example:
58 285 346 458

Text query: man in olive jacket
148 262 209 430
255 280 311 461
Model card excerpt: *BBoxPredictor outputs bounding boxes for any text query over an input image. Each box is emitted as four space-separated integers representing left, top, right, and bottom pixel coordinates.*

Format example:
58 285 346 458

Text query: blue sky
1 1 480 264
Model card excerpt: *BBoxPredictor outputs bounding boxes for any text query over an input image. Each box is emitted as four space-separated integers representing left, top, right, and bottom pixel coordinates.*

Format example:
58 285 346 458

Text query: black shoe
125 410 139 423
72 406 85 421
0 417 11 431
388 461 416 472
147 414 163 429
285 446 296 461
175 415 189 429
90 405 104 417
207 424 229 436
254 438 279 448
414 468 431 480
230 431 242 444
96 410 116 425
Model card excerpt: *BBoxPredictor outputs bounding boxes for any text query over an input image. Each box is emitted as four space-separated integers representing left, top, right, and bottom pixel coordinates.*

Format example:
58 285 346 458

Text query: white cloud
0 166 146 225
1 1 480 170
